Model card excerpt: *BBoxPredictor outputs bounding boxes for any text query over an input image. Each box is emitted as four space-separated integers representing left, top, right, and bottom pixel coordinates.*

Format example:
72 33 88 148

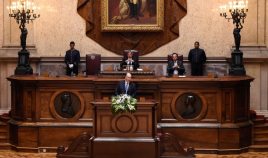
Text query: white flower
111 94 137 114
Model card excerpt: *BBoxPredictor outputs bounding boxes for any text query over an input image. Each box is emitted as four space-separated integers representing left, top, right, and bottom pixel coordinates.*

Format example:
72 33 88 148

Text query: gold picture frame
101 0 164 32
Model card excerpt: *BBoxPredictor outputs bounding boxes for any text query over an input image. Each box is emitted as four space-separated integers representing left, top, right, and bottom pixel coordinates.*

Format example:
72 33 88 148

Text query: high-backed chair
123 50 139 62
121 50 140 70
86 54 101 75
167 53 185 76
167 53 183 63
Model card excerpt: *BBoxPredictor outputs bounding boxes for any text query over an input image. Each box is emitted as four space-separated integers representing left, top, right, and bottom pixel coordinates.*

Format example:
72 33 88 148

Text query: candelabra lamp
7 0 40 75
220 0 248 75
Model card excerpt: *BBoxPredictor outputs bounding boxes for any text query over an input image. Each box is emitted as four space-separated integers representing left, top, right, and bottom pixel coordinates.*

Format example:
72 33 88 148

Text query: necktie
125 82 129 94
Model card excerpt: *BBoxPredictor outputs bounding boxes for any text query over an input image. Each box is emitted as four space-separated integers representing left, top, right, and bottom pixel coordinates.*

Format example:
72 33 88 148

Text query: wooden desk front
7 75 253 153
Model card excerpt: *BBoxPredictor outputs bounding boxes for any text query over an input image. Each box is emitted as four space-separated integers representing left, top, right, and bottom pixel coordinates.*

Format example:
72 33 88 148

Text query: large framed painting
101 0 164 32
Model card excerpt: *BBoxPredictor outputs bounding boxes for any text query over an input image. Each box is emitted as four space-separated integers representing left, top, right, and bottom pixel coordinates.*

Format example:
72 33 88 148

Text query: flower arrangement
111 94 137 114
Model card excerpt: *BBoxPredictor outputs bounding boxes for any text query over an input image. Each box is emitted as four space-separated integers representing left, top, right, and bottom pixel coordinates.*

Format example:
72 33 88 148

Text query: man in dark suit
115 72 136 98
188 41 207 76
120 50 139 71
167 53 185 77
64 41 80 76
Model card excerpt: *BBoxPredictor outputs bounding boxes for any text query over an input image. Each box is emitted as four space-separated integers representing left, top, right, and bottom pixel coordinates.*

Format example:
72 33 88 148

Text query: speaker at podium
86 54 101 75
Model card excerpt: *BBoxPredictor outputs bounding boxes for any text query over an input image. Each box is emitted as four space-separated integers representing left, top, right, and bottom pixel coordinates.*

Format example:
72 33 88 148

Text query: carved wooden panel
161 90 221 122
49 90 85 121
160 93 174 120
39 127 90 147
93 141 158 158
234 83 250 122
7 75 253 152
25 90 34 121
12 84 24 120
80 92 94 121
92 101 158 158
96 112 152 137
201 92 219 122
39 92 54 120
18 127 38 147
77 0 187 55
163 128 219 149
222 89 234 122
171 92 208 122
93 102 157 138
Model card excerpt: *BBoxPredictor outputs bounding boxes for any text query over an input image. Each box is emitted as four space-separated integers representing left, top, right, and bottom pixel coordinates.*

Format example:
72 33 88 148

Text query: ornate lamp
219 0 248 75
7 0 40 75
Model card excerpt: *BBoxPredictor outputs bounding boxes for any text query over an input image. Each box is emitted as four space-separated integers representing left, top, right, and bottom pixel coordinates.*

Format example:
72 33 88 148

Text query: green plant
111 94 137 114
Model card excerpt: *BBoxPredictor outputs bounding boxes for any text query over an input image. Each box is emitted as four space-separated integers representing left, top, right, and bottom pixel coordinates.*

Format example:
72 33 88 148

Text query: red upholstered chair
86 54 101 75
168 53 183 63
120 50 140 70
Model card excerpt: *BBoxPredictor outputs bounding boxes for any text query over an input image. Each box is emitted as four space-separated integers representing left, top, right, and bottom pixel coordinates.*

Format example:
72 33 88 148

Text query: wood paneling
92 101 158 158
7 75 253 153
92 102 156 138
39 127 90 147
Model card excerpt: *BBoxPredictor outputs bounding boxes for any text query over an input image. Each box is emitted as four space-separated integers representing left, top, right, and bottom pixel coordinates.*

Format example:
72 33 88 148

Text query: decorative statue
20 26 28 50
233 27 241 51
231 11 243 51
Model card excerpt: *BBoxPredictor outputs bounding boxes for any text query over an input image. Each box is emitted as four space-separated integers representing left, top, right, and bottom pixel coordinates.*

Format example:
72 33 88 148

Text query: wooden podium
91 101 159 158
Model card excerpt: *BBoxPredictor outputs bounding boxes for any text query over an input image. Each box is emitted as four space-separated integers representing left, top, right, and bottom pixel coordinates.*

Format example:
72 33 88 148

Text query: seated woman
167 53 185 77
120 50 139 71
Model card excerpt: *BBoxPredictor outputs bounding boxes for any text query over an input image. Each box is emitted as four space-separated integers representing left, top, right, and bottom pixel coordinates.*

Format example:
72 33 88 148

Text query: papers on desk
178 75 186 77
137 68 143 71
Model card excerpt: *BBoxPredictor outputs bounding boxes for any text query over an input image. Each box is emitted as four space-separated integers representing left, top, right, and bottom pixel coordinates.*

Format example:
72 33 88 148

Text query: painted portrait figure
109 0 157 24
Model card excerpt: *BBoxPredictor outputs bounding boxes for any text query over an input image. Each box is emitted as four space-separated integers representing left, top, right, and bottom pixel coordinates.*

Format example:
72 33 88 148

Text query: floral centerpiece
111 94 137 114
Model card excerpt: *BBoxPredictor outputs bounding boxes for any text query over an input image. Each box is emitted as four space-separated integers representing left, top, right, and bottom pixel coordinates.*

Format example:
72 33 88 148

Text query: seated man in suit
115 72 136 98
120 50 139 71
64 41 80 76
167 53 185 77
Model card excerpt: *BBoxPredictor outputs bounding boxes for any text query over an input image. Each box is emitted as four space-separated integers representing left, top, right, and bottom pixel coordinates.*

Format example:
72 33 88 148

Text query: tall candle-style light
219 0 248 75
7 0 40 75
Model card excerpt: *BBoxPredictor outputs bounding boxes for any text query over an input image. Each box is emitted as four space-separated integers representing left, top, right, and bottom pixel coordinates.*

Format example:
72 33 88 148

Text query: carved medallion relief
171 92 208 121
50 91 85 121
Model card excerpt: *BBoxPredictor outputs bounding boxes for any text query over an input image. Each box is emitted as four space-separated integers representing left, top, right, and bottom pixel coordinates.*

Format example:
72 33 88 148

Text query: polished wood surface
92 102 157 138
7 75 254 153
56 102 194 158
1 151 268 158
91 101 158 158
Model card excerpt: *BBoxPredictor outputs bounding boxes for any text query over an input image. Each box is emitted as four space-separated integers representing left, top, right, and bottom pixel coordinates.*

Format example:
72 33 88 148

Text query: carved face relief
175 93 202 119
54 92 81 118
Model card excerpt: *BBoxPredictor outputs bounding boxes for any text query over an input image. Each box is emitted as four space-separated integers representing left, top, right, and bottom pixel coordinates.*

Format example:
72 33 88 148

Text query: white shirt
173 61 178 75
